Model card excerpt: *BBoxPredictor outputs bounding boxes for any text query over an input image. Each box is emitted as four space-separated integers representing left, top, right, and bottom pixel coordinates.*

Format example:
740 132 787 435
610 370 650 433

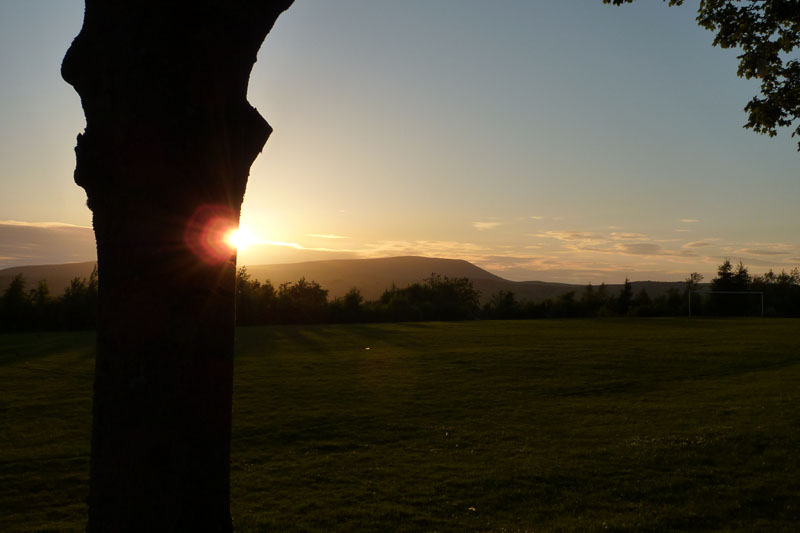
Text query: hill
245 256 538 302
0 261 97 296
0 256 688 303
240 256 687 302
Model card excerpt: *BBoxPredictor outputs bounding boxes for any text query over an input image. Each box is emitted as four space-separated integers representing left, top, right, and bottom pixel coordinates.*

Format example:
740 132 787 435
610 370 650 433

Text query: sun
225 226 256 251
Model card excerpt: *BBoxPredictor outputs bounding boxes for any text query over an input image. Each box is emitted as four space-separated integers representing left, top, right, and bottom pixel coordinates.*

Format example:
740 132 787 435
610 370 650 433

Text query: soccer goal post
688 291 764 317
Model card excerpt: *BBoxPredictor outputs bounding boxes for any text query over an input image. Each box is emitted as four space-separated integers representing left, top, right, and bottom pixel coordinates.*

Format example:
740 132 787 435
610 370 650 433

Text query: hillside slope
0 256 687 303
0 261 97 295
243 256 683 302
245 256 507 300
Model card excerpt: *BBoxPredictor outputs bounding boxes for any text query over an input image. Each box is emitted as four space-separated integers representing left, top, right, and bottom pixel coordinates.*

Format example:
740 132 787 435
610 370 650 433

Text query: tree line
234 270 480 325
2 260 799 332
484 261 800 320
0 266 98 331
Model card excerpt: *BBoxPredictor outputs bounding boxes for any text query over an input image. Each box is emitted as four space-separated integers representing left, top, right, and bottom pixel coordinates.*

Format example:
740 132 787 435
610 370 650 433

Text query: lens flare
225 227 256 250
184 205 238 264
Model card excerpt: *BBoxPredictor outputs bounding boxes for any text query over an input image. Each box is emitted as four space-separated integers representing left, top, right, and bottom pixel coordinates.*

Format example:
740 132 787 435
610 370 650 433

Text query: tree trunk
62 2 292 530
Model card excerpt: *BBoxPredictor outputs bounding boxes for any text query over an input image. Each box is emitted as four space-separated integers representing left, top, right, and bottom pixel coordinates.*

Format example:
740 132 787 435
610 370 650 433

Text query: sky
0 0 798 283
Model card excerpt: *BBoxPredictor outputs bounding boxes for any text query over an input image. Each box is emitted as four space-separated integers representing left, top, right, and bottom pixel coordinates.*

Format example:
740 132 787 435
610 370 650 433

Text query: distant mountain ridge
0 256 687 303
245 256 686 302
0 261 97 296
246 256 510 300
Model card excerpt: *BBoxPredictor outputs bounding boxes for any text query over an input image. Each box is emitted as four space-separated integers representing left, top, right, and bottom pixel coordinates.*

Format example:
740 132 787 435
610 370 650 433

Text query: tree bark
62 2 292 530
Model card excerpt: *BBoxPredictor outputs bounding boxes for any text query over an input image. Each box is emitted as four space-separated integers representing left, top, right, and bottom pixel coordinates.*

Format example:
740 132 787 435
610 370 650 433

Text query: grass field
2 319 799 531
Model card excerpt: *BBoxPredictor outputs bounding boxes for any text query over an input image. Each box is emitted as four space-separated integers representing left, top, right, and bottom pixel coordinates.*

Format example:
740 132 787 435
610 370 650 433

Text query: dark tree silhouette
685 271 704 292
607 0 800 150
712 258 736 290
711 258 754 315
62 1 293 530
488 290 520 319
617 278 633 316
0 274 30 331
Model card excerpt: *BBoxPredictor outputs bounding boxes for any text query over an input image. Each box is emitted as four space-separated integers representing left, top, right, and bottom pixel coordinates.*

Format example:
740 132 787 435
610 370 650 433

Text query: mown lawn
2 319 799 531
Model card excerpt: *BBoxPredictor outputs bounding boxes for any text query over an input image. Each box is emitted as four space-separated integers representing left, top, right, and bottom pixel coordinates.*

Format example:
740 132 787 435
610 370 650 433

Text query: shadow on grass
0 331 94 367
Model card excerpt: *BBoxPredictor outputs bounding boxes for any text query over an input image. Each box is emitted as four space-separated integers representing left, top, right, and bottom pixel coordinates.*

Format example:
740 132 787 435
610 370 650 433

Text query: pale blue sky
1 1 798 282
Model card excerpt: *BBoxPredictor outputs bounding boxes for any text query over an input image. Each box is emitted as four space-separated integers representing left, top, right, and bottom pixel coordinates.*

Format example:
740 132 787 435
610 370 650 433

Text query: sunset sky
1 0 798 283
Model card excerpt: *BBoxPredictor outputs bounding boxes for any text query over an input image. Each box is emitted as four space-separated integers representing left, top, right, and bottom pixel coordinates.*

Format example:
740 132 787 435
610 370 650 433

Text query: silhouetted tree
424 274 481 320
62 2 293 529
713 258 736 290
235 266 279 325
377 275 480 321
487 290 520 319
607 0 800 151
661 288 684 316
29 280 53 330
554 291 578 318
331 288 364 323
0 274 30 331
631 288 653 316
684 272 705 315
753 267 800 315
58 266 98 330
710 259 756 315
617 278 633 316
278 278 329 323
580 282 612 317
235 266 258 325
685 272 704 292
732 261 752 290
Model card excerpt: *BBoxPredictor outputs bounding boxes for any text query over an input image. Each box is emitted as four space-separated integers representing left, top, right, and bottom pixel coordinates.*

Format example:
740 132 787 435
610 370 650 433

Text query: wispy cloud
0 220 96 269
255 240 360 254
724 257 797 268
538 230 600 242
300 231 756 283
472 220 503 231
740 249 791 256
0 219 91 229
536 228 708 260
616 243 663 255
609 232 649 240
308 234 349 240
577 243 672 257
680 219 699 223
362 240 490 258
263 240 304 250
330 231 800 284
